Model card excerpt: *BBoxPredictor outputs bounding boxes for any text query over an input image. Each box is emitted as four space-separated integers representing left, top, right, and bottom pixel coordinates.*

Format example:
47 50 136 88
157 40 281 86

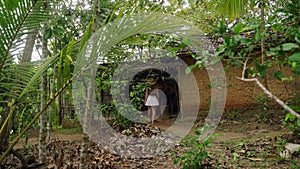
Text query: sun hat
147 77 157 85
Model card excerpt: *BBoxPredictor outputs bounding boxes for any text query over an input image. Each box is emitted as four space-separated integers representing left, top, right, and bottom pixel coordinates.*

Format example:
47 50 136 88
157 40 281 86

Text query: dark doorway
129 68 180 118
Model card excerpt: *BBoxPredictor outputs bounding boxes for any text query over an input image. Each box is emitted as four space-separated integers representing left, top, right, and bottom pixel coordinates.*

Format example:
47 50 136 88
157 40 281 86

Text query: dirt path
155 116 290 141
18 116 289 148
13 111 298 169
16 132 83 149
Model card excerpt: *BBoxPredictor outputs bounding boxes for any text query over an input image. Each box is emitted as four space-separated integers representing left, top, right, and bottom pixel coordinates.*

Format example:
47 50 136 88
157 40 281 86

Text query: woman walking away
144 77 159 125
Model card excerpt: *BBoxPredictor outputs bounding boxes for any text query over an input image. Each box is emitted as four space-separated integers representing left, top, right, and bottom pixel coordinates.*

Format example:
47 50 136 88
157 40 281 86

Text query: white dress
145 94 159 106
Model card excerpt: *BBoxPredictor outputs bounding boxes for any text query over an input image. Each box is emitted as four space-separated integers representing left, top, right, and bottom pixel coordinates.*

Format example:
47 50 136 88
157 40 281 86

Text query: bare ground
10 109 300 169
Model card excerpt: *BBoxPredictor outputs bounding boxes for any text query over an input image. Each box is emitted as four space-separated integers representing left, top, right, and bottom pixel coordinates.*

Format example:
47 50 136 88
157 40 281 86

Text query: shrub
173 125 218 169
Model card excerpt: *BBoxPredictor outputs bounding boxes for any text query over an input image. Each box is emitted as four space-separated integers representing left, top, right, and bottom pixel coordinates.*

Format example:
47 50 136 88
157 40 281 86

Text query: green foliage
96 64 137 128
255 94 270 122
129 82 148 111
72 9 205 129
228 109 240 120
0 0 100 162
16 105 39 135
289 52 300 62
274 135 287 158
282 95 300 137
0 1 60 156
285 113 300 134
173 126 218 169
100 101 140 129
216 0 256 21
0 0 53 72
213 0 300 80
287 35 300 75
105 79 145 128
274 70 283 81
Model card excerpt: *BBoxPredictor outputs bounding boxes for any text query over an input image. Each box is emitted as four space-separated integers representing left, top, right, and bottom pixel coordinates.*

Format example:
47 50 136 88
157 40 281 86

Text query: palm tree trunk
47 65 57 141
80 0 99 168
58 68 63 126
21 29 37 63
0 107 11 153
80 65 97 169
39 28 48 163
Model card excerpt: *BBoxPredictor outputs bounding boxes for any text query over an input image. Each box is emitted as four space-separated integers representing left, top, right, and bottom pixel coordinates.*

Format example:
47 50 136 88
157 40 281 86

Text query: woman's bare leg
148 107 151 123
151 106 156 124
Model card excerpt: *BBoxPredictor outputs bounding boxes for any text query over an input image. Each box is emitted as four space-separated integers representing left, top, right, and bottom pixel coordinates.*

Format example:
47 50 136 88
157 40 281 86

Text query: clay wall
179 56 300 110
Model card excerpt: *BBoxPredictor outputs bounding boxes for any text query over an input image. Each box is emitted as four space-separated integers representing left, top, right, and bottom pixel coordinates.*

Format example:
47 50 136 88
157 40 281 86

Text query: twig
241 58 249 79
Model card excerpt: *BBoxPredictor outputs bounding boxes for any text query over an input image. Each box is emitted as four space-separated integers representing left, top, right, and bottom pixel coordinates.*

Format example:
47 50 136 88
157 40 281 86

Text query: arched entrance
129 68 180 119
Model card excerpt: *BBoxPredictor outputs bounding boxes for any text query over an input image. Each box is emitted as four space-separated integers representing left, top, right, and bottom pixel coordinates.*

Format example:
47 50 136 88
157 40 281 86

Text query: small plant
228 109 240 120
173 125 218 169
283 97 300 137
256 94 270 122
274 135 288 160
284 112 300 137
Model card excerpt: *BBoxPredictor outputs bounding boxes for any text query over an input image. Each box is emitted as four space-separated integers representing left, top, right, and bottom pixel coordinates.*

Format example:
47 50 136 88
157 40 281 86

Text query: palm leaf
0 0 54 73
216 0 255 20
73 12 210 118
82 12 199 64
0 0 62 106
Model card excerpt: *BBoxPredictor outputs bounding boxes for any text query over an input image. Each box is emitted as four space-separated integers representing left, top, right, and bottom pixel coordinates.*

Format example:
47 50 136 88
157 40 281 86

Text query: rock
286 143 300 153
280 143 300 159
280 150 290 159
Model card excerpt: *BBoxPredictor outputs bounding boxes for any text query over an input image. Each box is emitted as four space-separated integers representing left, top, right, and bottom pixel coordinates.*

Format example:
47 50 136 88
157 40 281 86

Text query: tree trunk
58 66 63 126
260 0 269 90
260 0 265 64
80 0 99 168
38 28 48 163
237 77 300 119
21 29 37 63
47 66 57 141
0 107 11 153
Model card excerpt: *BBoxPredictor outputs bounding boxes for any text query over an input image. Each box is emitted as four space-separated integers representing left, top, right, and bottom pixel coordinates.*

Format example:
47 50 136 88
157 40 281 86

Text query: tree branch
236 76 300 119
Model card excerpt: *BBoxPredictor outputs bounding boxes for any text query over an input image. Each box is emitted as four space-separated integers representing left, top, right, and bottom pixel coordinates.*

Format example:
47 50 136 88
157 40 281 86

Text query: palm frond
0 62 36 101
0 0 54 72
73 12 209 111
18 54 59 100
86 12 199 64
217 0 255 20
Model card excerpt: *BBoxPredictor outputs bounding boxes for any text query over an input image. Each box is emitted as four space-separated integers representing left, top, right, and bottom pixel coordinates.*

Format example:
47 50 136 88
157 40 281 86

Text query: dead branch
237 58 300 119
241 58 249 79
236 76 300 119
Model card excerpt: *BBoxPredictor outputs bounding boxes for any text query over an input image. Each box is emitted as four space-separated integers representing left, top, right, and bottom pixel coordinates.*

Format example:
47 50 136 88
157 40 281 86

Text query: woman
144 77 159 125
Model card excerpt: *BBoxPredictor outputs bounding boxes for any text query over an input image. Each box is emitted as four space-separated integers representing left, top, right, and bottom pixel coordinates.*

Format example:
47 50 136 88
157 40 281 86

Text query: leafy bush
283 97 300 137
100 81 147 129
173 126 218 169
129 82 148 111
284 111 300 137
255 94 270 122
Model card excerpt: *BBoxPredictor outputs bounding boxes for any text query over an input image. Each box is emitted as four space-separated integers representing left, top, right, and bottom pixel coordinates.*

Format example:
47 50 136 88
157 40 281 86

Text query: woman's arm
144 87 149 103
